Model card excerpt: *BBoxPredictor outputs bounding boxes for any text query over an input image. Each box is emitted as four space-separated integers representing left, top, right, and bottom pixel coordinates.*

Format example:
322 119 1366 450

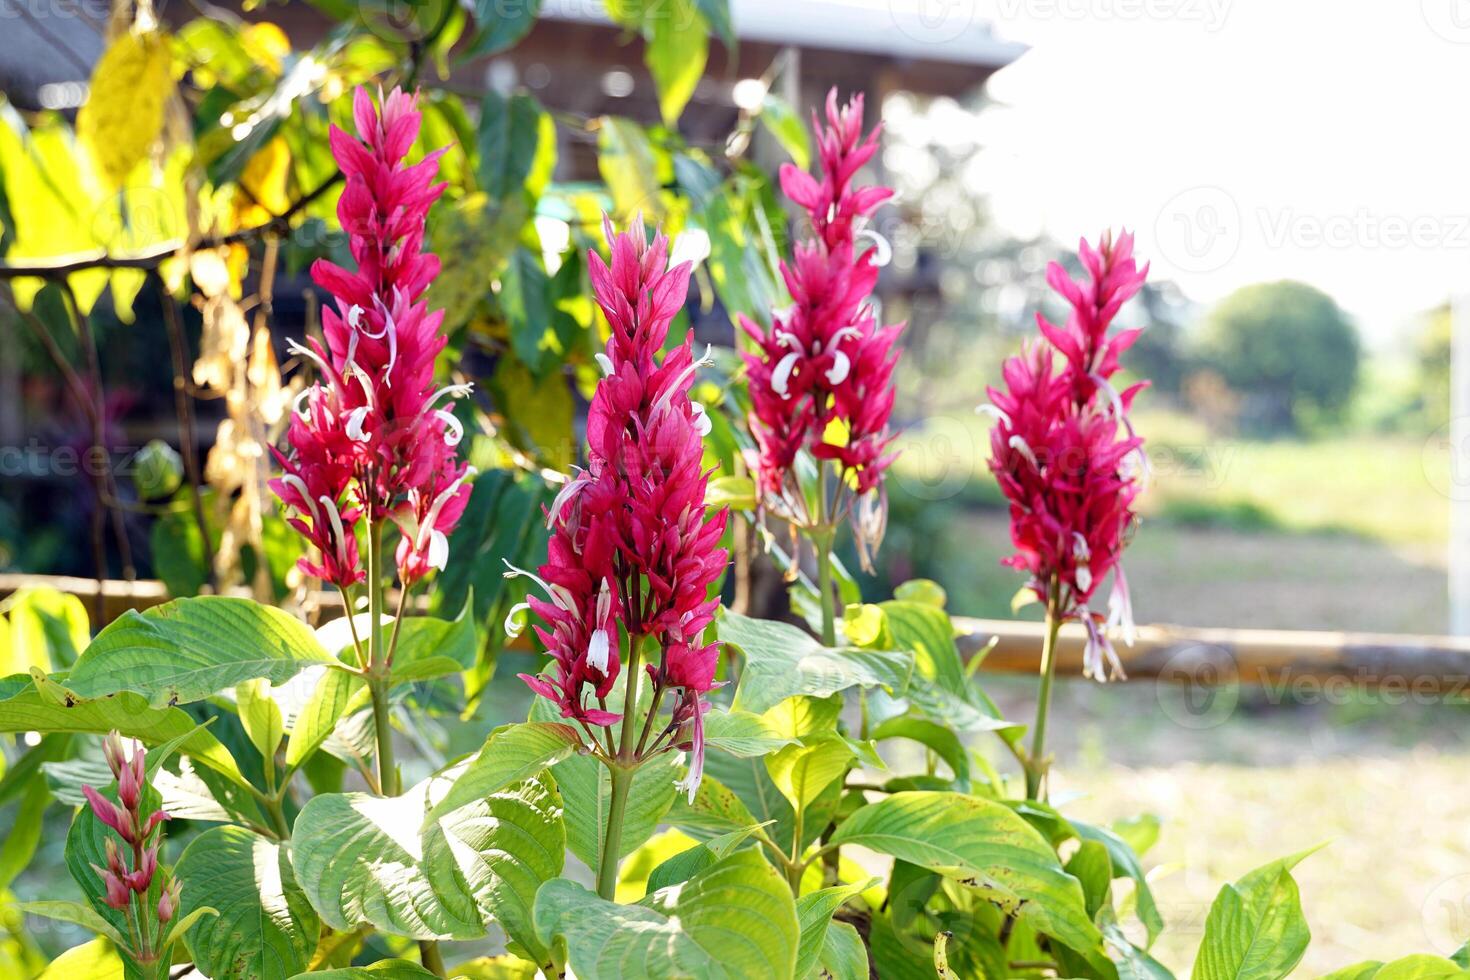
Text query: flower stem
1025 577 1063 801
815 528 837 648
597 637 646 900
365 520 399 798
598 764 634 901
419 939 447 977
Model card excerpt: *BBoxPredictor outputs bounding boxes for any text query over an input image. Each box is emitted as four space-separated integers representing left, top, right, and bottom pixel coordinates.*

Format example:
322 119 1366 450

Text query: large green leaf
829 791 1103 959
1073 818 1164 946
284 667 361 771
470 0 544 55
646 0 707 124
291 962 440 980
478 90 544 199
719 609 912 714
766 736 854 811
501 247 553 376
666 770 764 838
1192 847 1320 980
290 772 564 949
66 597 332 706
814 920 869 980
0 674 247 787
1318 957 1470 980
703 706 795 757
645 823 768 892
175 826 319 980
795 880 874 979
552 751 678 870
425 721 584 824
534 849 799 978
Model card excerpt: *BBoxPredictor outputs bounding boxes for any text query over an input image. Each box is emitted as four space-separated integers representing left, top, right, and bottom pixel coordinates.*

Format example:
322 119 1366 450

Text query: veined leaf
66 597 332 707
0 677 248 788
645 823 770 893
176 826 319 980
765 737 854 811
814 920 869 980
795 879 876 979
1192 846 1322 980
646 0 707 124
290 961 440 980
598 116 665 223
470 0 544 55
829 791 1103 959
534 849 798 979
703 707 796 757
290 772 564 950
16 900 127 948
719 608 912 714
1073 818 1165 946
424 721 584 825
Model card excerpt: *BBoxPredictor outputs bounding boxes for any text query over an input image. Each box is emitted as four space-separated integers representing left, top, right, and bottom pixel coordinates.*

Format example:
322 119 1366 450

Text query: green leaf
719 608 912 714
705 474 756 511
1324 957 1470 980
425 721 584 825
292 961 441 980
478 91 544 199
1191 846 1323 980
33 937 125 979
16 900 127 948
893 579 947 609
159 906 219 956
290 772 564 947
815 920 870 980
284 667 361 771
666 771 763 838
829 791 1103 959
66 597 332 707
646 0 708 124
0 776 48 890
598 117 664 223
871 716 971 791
470 0 544 55
552 751 678 870
502 247 553 376
175 826 319 980
236 677 284 762
0 676 248 787
766 736 854 810
703 707 795 757
534 849 799 978
756 93 810 170
693 0 736 50
645 823 768 893
795 879 875 978
2 587 89 673
1073 818 1164 945
392 606 480 675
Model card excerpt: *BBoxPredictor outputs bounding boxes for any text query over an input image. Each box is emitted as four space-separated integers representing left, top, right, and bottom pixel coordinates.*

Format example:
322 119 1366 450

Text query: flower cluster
80 733 180 946
740 89 902 566
270 86 472 588
986 230 1149 680
510 217 728 799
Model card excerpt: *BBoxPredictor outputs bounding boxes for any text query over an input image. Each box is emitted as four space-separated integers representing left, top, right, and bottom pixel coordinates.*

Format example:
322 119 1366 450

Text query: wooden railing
8 574 1470 694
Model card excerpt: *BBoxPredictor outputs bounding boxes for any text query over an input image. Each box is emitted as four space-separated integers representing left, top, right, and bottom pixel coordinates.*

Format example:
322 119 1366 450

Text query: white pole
1450 293 1470 635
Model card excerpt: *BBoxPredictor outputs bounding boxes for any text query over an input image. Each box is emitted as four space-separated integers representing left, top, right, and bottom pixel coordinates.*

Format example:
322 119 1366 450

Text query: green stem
366 519 399 798
264 792 290 838
815 529 837 648
1025 578 1063 801
596 636 647 900
419 938 447 977
598 764 634 901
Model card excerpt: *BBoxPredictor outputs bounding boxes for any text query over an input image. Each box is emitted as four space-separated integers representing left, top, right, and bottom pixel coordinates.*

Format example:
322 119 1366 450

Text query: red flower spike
511 216 727 800
986 231 1149 681
271 86 472 588
741 89 902 567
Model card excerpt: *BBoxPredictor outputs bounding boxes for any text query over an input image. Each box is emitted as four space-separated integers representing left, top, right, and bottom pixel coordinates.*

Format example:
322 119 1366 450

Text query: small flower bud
157 879 181 924
91 864 131 911
82 785 134 843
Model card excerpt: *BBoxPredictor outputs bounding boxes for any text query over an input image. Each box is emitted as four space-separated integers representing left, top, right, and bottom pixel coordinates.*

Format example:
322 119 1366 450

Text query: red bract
82 734 174 921
270 86 472 588
511 217 728 799
739 89 902 566
986 231 1149 680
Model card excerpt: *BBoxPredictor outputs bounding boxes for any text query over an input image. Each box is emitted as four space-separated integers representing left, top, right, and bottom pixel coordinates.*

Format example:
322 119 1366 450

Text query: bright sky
962 0 1470 345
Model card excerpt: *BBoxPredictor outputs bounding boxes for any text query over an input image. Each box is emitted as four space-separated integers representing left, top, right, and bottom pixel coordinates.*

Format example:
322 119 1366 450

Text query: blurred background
3 0 1470 971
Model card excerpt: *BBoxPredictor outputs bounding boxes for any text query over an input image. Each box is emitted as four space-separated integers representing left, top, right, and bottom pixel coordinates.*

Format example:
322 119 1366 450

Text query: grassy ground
890 408 1467 971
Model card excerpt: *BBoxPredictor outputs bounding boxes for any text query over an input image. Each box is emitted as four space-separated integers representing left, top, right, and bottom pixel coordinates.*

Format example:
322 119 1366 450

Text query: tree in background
1196 280 1360 433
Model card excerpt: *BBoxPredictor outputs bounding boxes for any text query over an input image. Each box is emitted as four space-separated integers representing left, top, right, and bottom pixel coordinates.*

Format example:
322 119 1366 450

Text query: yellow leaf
77 28 173 190
238 136 292 217
241 22 290 75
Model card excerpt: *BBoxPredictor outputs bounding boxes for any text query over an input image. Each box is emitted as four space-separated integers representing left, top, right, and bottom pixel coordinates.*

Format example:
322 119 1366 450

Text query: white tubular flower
771 352 800 399
345 406 371 442
595 352 615 377
858 228 892 267
670 228 711 270
436 409 464 447
586 629 611 673
825 350 851 385
691 402 713 437
1008 435 1039 470
503 601 531 639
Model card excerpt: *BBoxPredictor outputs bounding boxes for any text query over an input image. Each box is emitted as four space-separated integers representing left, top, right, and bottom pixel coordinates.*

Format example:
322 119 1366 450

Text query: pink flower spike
82 785 133 842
